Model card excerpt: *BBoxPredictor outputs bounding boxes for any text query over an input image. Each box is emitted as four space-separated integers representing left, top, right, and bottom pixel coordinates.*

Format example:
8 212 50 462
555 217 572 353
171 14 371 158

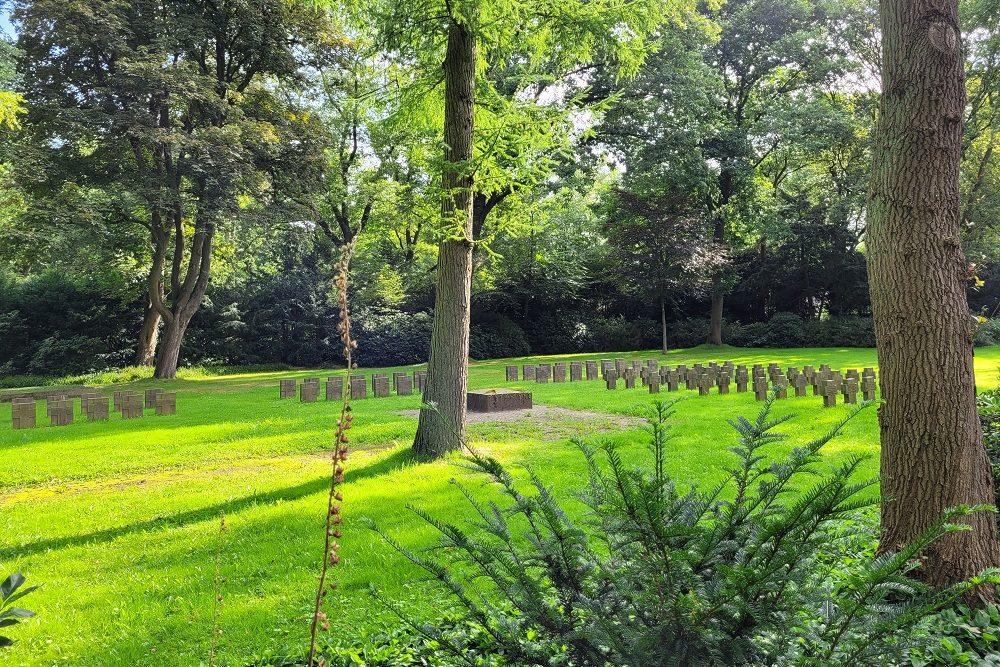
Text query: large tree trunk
707 284 724 346
153 311 194 379
136 303 160 366
868 0 1000 587
707 171 731 346
413 18 476 459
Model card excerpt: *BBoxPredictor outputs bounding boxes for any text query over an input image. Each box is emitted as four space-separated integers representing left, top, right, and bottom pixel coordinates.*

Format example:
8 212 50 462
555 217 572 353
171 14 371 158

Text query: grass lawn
2 345 999 666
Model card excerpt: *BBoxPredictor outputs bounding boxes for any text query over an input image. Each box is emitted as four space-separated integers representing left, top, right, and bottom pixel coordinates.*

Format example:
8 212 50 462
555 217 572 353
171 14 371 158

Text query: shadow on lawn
2 446 419 561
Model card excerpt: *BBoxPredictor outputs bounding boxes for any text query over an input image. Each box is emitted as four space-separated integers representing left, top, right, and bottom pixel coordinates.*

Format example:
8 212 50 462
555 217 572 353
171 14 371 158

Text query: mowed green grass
2 346 999 666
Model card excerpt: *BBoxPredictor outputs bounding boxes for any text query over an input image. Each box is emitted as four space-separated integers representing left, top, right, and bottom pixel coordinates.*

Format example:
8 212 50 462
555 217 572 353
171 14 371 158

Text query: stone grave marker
155 392 177 416
863 367 876 379
624 368 636 389
601 360 613 378
843 379 858 405
50 398 73 426
793 375 808 397
46 395 67 419
327 377 344 401
553 362 567 383
86 396 110 422
397 375 413 396
605 370 618 390
280 379 296 399
736 366 749 392
300 381 319 403
523 364 536 381
615 358 627 376
585 360 598 381
774 382 787 399
12 399 35 429
666 370 679 392
717 373 730 395
144 388 162 408
370 374 387 392
676 364 687 378
373 376 390 398
753 378 768 401
414 371 428 392
536 364 551 383
350 376 367 400
570 361 582 382
861 377 876 401
846 369 859 381
468 388 532 412
803 365 815 383
122 393 144 419
698 374 711 396
648 373 660 393
392 372 409 392
823 380 838 408
506 365 518 382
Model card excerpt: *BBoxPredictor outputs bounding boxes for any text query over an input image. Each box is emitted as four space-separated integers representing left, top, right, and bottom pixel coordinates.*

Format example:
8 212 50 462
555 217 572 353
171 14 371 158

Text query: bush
908 603 1000 666
352 309 433 367
470 313 532 360
974 318 1000 347
367 399 988 666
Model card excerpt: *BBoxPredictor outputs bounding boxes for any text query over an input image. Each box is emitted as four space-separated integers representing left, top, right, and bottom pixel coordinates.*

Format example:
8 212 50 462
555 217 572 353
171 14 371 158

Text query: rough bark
707 170 732 346
412 18 476 458
660 293 669 355
868 0 1000 587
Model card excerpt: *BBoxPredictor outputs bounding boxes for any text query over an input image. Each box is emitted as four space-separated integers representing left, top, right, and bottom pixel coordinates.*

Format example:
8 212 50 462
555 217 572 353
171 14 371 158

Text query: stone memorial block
774 382 787 399
536 364 551 383
300 381 319 403
553 362 567 383
326 377 344 401
155 392 177 416
570 361 582 382
698 374 711 396
373 376 390 398
846 369 859 381
523 364 536 380
823 380 838 408
639 367 649 386
624 368 636 389
793 375 808 397
468 388 532 412
46 395 66 419
666 371 679 392
862 367 876 379
586 360 599 381
12 400 35 429
506 365 519 382
397 375 413 396
717 374 730 395
86 396 110 422
605 371 618 390
370 374 387 392
50 398 73 426
803 365 815 383
615 358 627 376
601 360 614 377
414 371 428 392
280 379 297 399
648 373 660 394
122 393 144 419
350 376 367 400
861 377 876 402
754 381 768 401
393 372 409 392
842 379 858 405
144 388 162 408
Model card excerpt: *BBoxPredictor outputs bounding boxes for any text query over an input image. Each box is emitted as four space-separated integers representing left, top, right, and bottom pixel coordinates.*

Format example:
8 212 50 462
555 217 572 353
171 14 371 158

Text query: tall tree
868 0 1000 585
14 0 333 376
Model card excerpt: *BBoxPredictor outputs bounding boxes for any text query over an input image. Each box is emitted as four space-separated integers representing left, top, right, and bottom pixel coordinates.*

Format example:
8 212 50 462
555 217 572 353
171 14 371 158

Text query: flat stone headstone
370 374 387 392
350 376 367 400
144 388 162 408
648 373 660 393
86 396 110 422
467 389 532 413
373 376 390 398
50 398 73 426
393 372 409 392
326 377 344 401
280 379 297 399
505 365 518 382
823 380 838 407
12 400 36 429
46 395 67 418
397 376 413 396
300 381 319 403
155 392 176 416
570 361 582 382
413 371 428 392
585 360 598 381
553 362 566 383
122 393 144 419
523 364 536 380
605 371 618 390
615 359 627 376
624 368 636 389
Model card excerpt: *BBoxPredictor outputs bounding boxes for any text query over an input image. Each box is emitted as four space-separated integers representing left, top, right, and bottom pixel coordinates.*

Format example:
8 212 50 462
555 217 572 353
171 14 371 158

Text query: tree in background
867 0 1000 586
14 0 333 376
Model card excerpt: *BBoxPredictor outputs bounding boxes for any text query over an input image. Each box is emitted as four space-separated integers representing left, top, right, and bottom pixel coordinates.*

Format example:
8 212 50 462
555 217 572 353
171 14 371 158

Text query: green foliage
0 572 38 648
370 398 986 665
909 603 1000 666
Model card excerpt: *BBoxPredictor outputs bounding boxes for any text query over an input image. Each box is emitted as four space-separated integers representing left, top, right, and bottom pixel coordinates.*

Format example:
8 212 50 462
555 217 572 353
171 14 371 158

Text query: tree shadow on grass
2 446 419 561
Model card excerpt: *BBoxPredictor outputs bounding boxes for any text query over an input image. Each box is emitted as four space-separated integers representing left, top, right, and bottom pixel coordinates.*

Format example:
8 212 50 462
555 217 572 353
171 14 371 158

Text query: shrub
973 318 1000 347
470 313 532 360
367 399 990 666
978 389 1000 532
908 603 1000 666
352 309 433 367
1 572 38 648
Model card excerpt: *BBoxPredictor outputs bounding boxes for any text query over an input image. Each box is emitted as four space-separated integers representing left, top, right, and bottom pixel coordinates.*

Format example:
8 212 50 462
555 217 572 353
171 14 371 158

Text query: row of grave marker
280 371 429 402
505 359 877 407
11 388 176 430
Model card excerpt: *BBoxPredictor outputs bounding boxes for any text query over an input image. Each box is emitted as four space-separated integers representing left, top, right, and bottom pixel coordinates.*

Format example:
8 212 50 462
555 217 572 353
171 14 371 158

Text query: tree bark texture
136 302 160 366
412 19 476 458
707 170 731 346
868 0 1000 586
